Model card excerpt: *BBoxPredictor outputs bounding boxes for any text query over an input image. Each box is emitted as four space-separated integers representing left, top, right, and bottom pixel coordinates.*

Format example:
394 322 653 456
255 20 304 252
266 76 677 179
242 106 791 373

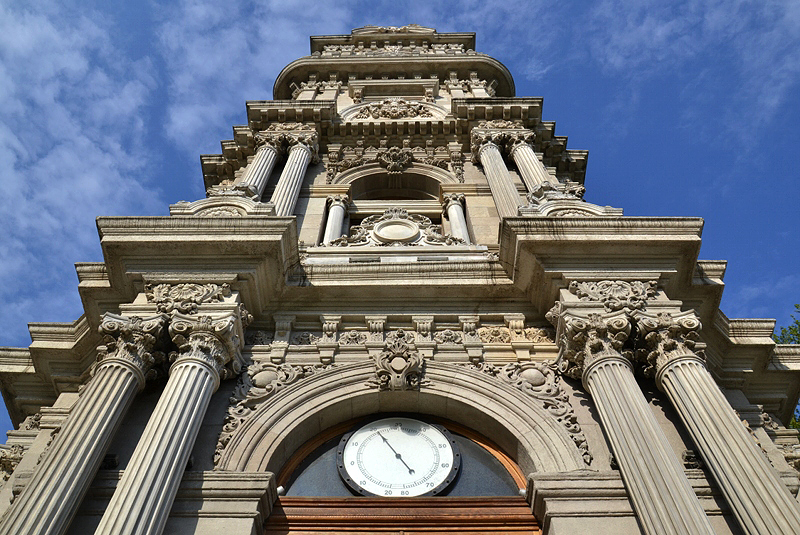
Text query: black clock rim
336 416 462 497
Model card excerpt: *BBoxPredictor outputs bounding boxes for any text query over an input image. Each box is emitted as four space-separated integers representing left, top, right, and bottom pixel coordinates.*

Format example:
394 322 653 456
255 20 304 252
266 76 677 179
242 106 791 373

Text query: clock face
337 417 460 497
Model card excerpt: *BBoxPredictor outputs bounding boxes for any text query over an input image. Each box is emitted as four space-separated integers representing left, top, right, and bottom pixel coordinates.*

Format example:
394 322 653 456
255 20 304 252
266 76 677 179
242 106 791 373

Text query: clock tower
1 24 800 535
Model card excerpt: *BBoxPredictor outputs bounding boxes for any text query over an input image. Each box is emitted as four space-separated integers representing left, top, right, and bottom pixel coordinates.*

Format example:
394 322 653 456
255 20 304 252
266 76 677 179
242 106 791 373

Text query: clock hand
377 431 415 475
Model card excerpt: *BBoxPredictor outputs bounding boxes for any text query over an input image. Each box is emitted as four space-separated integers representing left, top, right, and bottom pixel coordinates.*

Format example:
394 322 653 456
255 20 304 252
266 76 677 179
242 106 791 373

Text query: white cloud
0 3 163 346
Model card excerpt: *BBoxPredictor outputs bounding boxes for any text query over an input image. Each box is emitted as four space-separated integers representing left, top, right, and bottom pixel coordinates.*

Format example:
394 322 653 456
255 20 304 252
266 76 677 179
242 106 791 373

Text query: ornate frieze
466 361 591 465
633 310 704 378
325 142 451 182
329 207 465 247
477 326 511 343
245 330 273 346
290 332 319 345
546 306 632 379
433 329 462 344
340 330 368 345
95 313 168 379
353 98 433 120
367 339 428 391
145 283 232 314
569 280 658 312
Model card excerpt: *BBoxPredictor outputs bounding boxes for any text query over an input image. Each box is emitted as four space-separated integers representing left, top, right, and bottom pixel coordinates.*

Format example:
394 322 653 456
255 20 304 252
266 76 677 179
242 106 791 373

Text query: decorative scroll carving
329 207 464 247
449 150 465 182
213 362 335 467
367 340 428 391
434 329 463 344
266 122 315 133
377 147 414 174
145 283 232 314
339 330 367 345
633 311 703 378
0 445 25 482
385 329 415 345
478 120 524 130
546 307 631 380
477 326 511 343
466 361 591 465
95 313 167 378
569 280 658 312
21 413 41 431
354 98 433 120
169 310 251 380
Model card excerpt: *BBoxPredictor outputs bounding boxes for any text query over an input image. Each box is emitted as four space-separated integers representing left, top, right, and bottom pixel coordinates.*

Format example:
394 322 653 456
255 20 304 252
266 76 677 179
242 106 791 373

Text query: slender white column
95 312 242 535
472 139 522 218
508 141 551 193
548 307 715 535
270 138 315 217
636 310 800 534
0 314 164 535
322 194 349 244
441 193 470 244
236 140 280 198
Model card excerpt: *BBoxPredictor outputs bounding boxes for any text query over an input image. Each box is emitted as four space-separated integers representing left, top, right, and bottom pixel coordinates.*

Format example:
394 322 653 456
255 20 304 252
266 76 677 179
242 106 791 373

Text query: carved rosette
339 330 367 345
168 310 251 381
569 280 657 312
477 326 511 343
368 340 428 391
467 361 591 464
633 310 704 378
145 283 232 314
96 313 167 380
213 362 335 467
547 305 632 380
433 329 462 344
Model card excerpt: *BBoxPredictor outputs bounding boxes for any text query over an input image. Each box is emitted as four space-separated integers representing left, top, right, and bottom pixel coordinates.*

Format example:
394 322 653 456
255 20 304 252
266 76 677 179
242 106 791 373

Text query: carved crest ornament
329 207 465 247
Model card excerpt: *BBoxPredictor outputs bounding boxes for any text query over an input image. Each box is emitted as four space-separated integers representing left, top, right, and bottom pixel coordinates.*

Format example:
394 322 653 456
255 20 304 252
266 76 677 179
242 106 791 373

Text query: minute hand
377 431 415 474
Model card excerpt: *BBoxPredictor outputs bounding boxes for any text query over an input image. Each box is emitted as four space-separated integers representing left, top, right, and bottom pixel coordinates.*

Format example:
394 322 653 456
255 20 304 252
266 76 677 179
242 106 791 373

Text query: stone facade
1 24 799 535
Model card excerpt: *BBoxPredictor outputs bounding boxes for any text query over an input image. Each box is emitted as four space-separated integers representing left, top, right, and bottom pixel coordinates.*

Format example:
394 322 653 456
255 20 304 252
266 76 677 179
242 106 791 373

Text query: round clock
337 417 461 497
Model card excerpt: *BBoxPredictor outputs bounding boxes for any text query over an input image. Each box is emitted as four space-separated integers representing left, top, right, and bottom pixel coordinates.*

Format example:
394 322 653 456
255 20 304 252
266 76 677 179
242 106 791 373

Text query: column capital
96 313 168 387
168 307 252 385
441 192 465 212
326 194 350 209
286 131 320 164
546 304 632 382
632 309 704 381
253 131 284 153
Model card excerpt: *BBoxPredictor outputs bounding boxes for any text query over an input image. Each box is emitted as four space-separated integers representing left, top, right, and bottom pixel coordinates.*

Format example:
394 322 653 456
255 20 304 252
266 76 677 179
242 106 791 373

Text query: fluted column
471 132 522 218
547 305 715 535
0 314 165 535
441 193 470 244
322 194 349 244
270 132 318 216
95 311 245 535
635 310 800 534
236 136 281 198
508 141 550 193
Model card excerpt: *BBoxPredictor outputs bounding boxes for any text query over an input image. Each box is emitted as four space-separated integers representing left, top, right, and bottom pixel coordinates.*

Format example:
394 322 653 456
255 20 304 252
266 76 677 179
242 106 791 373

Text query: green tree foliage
774 304 800 345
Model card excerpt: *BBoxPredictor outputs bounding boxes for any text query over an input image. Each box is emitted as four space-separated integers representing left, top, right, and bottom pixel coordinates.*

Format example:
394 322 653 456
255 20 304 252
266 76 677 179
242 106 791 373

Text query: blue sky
0 0 798 435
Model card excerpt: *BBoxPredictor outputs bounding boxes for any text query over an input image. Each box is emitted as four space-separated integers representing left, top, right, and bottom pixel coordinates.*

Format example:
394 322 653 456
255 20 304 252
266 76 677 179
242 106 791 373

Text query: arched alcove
216 361 586 477
333 162 459 200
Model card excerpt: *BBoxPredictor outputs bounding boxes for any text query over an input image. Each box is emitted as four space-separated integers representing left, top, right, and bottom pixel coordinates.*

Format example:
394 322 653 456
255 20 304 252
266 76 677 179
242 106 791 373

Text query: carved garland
465 361 592 465
213 362 336 467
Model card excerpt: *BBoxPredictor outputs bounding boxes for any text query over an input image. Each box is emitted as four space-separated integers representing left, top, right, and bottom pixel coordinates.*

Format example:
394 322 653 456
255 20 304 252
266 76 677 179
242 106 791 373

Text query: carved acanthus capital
96 313 168 381
285 131 320 163
145 282 232 314
368 340 428 391
470 126 535 163
569 280 658 312
168 309 251 381
253 131 284 153
547 305 631 380
441 192 465 212
633 310 704 378
326 194 350 210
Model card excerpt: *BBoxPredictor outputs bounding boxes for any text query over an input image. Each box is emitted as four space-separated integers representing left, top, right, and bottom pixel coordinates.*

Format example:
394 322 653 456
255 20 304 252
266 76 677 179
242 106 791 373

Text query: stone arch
333 162 459 200
217 361 586 477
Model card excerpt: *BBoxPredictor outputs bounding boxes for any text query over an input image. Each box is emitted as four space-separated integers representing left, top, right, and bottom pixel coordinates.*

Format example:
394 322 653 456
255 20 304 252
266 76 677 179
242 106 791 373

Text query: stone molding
325 143 452 183
145 283 231 314
328 207 466 247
